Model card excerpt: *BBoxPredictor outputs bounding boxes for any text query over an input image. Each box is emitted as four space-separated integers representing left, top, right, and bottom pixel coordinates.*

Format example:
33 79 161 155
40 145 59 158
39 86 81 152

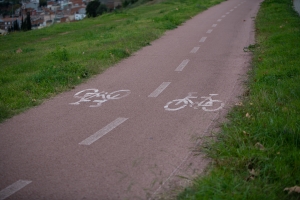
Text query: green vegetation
178 0 300 199
0 0 224 122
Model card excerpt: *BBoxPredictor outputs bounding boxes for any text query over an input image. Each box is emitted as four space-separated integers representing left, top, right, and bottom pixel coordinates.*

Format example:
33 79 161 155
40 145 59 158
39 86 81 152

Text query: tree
26 12 31 30
96 4 107 16
13 20 19 31
86 0 100 18
39 0 47 7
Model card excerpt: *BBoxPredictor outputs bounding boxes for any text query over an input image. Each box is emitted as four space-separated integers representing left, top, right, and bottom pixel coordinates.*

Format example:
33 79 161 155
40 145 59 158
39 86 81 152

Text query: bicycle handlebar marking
70 89 131 107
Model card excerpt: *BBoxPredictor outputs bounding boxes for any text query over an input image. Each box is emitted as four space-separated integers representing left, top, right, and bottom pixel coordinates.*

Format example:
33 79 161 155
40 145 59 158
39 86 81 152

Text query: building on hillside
74 7 85 20
0 17 19 31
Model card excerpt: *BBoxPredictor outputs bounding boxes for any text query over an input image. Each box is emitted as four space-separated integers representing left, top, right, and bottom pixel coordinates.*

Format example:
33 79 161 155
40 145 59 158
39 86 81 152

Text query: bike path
0 0 262 199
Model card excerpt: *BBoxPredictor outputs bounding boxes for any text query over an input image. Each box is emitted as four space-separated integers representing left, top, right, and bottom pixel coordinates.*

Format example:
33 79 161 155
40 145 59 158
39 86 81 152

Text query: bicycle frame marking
164 93 224 112
70 89 131 107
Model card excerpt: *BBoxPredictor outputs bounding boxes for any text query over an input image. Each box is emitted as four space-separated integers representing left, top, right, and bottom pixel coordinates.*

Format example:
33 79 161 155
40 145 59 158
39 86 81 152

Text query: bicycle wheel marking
69 89 131 107
0 180 32 200
148 82 171 98
79 118 128 145
164 93 224 112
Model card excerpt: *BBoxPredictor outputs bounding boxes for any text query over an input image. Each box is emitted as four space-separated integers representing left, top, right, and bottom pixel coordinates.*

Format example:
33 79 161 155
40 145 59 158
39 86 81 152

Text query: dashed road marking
199 37 207 43
222 15 226 18
217 19 222 22
0 180 32 200
212 24 217 27
190 47 200 53
79 118 128 145
206 29 213 33
226 12 230 14
175 59 190 71
148 82 171 97
230 9 234 11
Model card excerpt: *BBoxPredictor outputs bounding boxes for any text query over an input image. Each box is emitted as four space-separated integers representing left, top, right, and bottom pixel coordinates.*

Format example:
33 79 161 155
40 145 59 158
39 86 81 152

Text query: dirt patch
60 32 70 35
41 37 51 41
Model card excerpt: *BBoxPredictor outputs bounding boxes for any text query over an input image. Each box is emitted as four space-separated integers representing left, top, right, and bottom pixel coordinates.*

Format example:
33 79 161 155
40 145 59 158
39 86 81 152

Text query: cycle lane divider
0 180 32 200
175 59 190 72
79 117 128 145
190 47 200 53
148 82 171 98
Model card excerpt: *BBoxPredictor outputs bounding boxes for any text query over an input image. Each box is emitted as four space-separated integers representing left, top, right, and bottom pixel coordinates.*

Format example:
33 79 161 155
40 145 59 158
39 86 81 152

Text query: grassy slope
178 0 300 199
0 0 224 122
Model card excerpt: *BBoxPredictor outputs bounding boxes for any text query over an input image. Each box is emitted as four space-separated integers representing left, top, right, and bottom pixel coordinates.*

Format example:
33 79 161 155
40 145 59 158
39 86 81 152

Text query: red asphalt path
0 0 262 199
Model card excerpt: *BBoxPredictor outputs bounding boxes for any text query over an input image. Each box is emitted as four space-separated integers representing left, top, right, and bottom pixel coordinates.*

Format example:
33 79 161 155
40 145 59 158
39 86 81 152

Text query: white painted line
226 12 230 14
217 19 222 22
212 24 217 27
222 15 226 18
206 29 213 34
148 82 171 97
0 180 32 200
79 118 128 145
190 47 200 53
175 59 190 71
199 37 207 43
230 9 234 11
234 6 237 8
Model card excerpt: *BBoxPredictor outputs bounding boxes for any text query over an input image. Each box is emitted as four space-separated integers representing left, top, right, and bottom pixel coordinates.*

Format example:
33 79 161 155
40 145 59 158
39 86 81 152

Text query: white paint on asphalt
148 82 171 97
175 59 190 71
164 93 224 112
222 15 226 18
217 19 222 22
70 89 131 107
79 118 128 145
0 180 32 200
190 47 200 53
206 29 213 33
230 9 234 11
212 24 217 27
199 37 207 43
226 12 230 14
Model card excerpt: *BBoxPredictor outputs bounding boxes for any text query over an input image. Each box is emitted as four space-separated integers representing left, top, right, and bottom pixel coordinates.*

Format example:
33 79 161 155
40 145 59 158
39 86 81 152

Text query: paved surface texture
0 0 262 199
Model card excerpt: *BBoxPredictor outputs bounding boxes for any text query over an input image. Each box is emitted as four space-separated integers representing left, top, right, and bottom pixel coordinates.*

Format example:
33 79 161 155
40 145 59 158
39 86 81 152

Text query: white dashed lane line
175 59 190 71
212 24 217 27
148 82 171 97
190 47 200 53
79 118 128 145
222 15 226 18
226 12 230 14
199 37 207 43
0 180 32 200
206 29 213 33
217 19 222 22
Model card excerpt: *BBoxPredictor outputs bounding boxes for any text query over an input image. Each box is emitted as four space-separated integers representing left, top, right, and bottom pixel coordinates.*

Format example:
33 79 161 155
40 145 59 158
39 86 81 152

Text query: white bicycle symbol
164 93 224 111
70 89 131 107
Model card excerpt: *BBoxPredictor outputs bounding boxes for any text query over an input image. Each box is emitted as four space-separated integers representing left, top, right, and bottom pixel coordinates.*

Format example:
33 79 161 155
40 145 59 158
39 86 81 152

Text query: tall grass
178 0 300 199
0 0 224 122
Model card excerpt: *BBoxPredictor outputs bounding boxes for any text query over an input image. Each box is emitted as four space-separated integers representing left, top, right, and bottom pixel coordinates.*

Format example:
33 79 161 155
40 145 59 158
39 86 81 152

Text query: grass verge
177 0 300 199
0 0 224 123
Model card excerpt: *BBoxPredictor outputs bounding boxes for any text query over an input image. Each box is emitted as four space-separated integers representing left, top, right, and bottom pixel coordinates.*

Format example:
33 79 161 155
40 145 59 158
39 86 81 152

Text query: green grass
0 0 224 122
178 0 300 199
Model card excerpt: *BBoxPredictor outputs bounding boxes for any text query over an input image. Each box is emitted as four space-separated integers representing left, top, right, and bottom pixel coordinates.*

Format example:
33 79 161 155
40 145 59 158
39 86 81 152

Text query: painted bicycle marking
70 89 131 107
164 93 224 111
